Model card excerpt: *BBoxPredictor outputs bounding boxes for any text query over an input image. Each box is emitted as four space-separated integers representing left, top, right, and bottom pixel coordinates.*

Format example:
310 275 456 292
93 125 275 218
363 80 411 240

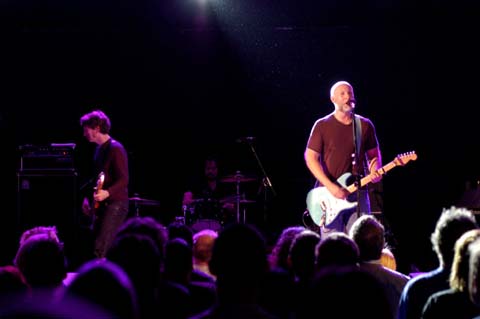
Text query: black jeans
93 200 129 259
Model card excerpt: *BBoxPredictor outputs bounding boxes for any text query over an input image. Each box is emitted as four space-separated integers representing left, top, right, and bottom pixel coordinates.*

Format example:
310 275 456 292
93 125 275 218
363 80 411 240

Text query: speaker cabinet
17 170 79 246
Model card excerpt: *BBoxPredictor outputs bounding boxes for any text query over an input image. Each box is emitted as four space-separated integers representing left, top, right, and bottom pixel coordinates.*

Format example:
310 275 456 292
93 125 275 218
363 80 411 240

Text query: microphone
236 136 256 143
349 99 356 108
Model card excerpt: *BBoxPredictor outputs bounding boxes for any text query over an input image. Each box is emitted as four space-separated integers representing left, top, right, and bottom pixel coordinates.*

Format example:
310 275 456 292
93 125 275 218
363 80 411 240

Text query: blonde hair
468 239 480 305
449 229 480 292
380 247 397 271
193 229 218 262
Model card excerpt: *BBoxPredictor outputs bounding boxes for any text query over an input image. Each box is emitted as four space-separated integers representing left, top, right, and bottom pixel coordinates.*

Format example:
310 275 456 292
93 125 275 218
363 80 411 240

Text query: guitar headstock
394 151 417 166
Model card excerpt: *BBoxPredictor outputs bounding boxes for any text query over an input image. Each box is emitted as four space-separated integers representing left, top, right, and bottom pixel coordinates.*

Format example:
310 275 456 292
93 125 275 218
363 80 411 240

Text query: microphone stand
245 139 276 223
351 107 362 219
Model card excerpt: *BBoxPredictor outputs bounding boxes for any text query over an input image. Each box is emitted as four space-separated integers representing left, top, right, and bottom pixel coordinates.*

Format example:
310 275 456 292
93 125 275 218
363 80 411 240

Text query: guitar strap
354 115 362 157
354 115 366 175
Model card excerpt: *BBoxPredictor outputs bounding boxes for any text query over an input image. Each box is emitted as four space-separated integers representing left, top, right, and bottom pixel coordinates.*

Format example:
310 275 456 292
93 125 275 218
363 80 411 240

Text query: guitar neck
346 160 398 193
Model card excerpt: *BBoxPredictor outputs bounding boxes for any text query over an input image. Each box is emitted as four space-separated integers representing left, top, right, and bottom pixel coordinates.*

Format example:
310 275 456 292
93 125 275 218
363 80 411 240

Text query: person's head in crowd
449 229 480 293
468 238 480 306
315 231 359 269
380 247 397 271
0 265 29 306
431 206 478 269
209 223 268 295
19 225 61 246
349 215 385 262
167 221 194 247
288 229 321 282
298 265 393 319
61 259 139 319
14 233 67 289
268 225 306 271
164 237 193 286
106 232 161 286
192 229 218 278
115 216 168 266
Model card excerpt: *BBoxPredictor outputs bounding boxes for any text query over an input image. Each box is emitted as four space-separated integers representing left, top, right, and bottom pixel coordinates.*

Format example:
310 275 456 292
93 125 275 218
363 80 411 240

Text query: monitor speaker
17 170 78 234
16 170 79 266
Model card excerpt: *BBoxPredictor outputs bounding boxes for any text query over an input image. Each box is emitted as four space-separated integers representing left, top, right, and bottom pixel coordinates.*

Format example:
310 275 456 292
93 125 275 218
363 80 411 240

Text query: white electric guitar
306 151 417 227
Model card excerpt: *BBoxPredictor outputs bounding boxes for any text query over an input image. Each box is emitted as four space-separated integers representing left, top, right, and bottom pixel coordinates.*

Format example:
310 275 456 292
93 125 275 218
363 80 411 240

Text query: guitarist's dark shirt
307 113 378 185
94 138 129 202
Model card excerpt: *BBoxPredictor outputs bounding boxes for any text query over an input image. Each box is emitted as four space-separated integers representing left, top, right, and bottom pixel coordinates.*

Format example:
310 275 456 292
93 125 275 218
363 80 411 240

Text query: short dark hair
80 110 111 134
349 215 384 261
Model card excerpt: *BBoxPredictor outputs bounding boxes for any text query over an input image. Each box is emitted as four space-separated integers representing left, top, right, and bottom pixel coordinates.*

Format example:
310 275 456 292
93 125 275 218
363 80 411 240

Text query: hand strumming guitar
327 183 350 200
93 189 110 203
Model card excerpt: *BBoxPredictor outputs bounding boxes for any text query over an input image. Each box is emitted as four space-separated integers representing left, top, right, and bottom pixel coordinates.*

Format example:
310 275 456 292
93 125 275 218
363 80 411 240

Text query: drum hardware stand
233 172 244 224
226 171 249 224
220 168 257 224
241 137 276 223
128 194 161 218
179 204 188 224
133 194 140 217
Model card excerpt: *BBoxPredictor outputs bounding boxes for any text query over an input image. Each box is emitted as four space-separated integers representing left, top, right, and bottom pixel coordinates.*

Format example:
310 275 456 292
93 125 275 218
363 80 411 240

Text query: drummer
182 156 235 224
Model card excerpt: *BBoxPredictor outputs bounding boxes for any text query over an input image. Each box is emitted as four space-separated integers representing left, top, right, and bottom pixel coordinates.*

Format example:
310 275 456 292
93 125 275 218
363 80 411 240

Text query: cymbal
129 197 161 206
220 173 257 183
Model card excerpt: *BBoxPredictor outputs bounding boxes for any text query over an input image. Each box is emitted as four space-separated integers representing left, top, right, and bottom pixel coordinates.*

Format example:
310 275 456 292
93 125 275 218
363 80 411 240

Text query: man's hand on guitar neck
369 171 383 184
368 156 383 183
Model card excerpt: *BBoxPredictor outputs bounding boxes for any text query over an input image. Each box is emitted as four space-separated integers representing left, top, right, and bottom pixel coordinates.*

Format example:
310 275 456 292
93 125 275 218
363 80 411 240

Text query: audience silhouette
7 203 478 319
349 214 410 317
315 231 359 269
60 259 139 319
398 206 478 319
191 222 277 319
421 229 480 319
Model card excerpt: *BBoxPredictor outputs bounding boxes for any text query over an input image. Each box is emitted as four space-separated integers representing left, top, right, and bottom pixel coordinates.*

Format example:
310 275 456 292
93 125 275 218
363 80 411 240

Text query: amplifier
17 170 79 266
19 143 76 170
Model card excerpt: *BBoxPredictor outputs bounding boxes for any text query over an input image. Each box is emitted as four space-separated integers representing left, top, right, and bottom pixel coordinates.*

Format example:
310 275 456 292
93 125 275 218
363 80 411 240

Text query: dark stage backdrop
1 0 479 273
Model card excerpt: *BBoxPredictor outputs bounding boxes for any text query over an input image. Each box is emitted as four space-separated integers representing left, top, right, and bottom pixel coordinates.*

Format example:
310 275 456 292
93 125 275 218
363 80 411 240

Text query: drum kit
126 172 257 232
184 171 257 232
129 196 161 218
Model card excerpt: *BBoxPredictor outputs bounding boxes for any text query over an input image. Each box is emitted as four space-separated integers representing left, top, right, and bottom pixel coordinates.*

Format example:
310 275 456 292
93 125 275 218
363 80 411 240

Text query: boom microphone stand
351 103 362 219
237 137 276 223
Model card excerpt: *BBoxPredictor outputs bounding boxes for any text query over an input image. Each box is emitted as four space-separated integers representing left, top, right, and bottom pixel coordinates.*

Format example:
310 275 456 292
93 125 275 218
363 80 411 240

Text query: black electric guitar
306 151 417 227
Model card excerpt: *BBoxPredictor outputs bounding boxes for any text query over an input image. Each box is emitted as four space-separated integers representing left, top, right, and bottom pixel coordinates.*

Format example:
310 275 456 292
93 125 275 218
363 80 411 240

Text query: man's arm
366 146 382 183
304 148 349 199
